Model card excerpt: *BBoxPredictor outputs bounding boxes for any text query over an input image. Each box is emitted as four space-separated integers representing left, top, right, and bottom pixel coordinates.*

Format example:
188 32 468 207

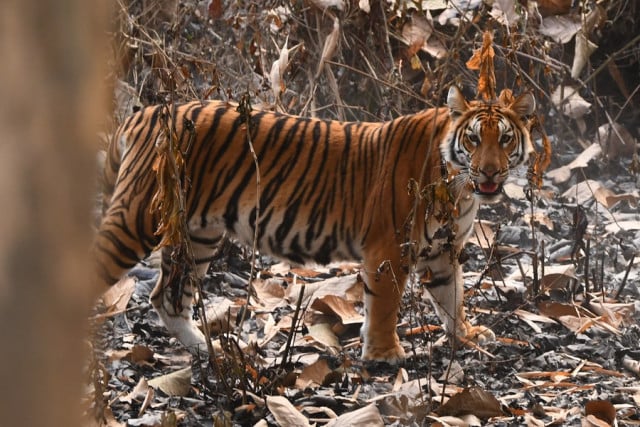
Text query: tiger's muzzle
472 169 506 203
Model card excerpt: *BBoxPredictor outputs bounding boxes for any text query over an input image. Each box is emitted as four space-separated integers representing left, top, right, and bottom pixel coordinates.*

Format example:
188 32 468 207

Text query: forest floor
89 1 640 425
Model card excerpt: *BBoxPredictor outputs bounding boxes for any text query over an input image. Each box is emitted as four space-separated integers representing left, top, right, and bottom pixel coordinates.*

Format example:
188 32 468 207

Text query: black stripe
423 274 451 288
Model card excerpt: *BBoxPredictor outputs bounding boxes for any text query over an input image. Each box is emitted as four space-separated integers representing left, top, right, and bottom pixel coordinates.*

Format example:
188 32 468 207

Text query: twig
234 93 261 336
281 279 305 369
613 254 635 300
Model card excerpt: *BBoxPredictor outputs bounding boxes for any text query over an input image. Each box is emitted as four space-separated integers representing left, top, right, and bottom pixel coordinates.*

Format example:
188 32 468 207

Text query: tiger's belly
189 206 363 266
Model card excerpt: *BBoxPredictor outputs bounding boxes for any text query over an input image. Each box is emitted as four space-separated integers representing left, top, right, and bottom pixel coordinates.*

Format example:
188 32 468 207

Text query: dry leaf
466 32 495 101
551 85 591 120
597 122 637 159
325 403 384 427
537 300 588 319
400 13 445 59
315 17 340 78
147 367 192 397
539 15 581 43
202 296 236 333
490 0 521 26
266 395 311 427
120 377 152 404
605 220 640 234
524 212 554 231
547 144 601 184
208 0 223 19
561 179 639 208
468 220 495 249
252 278 288 310
286 274 361 306
582 414 612 427
101 276 136 315
539 265 577 292
435 387 503 419
310 294 364 325
536 0 572 17
437 0 483 26
358 0 371 13
622 356 640 376
295 358 333 389
571 31 598 79
594 186 639 209
309 0 344 10
584 400 616 425
589 301 635 323
305 322 341 350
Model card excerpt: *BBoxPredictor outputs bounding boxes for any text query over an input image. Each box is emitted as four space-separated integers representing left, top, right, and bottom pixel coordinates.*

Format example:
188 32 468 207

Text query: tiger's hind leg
149 232 223 355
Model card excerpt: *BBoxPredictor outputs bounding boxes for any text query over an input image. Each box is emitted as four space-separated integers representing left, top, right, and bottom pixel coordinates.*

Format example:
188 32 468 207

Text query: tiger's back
95 88 534 361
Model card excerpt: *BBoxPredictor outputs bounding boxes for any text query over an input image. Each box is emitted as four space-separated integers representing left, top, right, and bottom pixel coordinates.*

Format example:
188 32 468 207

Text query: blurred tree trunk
0 0 108 426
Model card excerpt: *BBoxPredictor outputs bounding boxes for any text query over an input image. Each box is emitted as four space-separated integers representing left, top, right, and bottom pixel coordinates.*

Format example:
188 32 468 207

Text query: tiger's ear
447 86 468 117
509 92 536 117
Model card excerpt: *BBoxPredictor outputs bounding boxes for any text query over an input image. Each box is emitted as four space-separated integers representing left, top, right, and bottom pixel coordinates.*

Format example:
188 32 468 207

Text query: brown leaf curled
466 32 496 100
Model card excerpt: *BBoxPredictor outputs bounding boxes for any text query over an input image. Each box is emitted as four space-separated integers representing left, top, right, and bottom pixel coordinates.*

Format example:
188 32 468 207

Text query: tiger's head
442 86 536 203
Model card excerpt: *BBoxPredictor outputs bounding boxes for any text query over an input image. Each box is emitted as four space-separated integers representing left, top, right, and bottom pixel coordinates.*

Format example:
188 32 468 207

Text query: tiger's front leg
360 254 407 363
423 252 495 344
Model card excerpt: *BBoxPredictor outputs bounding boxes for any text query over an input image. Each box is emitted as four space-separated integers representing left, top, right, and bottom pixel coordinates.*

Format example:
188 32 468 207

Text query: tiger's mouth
473 181 503 196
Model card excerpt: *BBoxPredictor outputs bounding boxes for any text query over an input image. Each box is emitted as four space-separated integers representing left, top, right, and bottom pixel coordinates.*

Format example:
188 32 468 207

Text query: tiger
94 86 535 362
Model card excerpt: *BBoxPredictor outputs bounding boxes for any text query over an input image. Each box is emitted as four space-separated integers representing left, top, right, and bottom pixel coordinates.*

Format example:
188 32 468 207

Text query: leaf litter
89 0 640 425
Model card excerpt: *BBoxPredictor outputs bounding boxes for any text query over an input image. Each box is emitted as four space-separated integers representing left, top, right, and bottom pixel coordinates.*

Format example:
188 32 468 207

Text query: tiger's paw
459 322 495 344
361 340 406 363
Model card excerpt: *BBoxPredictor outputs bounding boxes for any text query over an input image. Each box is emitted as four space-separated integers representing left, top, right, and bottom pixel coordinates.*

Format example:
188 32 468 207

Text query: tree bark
0 1 108 426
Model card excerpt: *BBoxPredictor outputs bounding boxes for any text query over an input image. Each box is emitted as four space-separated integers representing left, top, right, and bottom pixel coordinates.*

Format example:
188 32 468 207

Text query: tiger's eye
499 134 511 145
467 134 480 145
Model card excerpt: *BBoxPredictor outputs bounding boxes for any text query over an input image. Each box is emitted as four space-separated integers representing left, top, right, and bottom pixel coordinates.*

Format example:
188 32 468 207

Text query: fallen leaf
622 356 640 376
539 15 581 43
597 122 637 159
546 143 601 183
435 387 503 419
537 300 589 319
551 85 591 120
120 377 152 404
295 358 333 389
584 400 616 425
310 294 364 325
305 322 341 350
571 31 598 79
315 16 340 78
202 296 236 333
582 414 612 427
468 220 495 249
605 220 640 233
560 179 603 205
266 395 311 427
536 0 572 17
252 278 288 310
490 0 521 27
100 276 136 316
358 0 370 13
147 367 192 397
286 274 361 306
208 0 223 19
539 265 577 292
325 403 384 427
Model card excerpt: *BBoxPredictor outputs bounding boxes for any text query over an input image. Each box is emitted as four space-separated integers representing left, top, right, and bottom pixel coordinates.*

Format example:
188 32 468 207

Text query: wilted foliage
94 1 640 425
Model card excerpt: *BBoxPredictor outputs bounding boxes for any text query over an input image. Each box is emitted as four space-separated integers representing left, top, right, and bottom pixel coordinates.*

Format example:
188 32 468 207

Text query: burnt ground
89 1 640 425
90 160 640 426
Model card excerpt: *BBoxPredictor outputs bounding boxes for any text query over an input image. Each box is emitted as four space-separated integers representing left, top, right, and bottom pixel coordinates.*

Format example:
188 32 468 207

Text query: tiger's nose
479 167 499 179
